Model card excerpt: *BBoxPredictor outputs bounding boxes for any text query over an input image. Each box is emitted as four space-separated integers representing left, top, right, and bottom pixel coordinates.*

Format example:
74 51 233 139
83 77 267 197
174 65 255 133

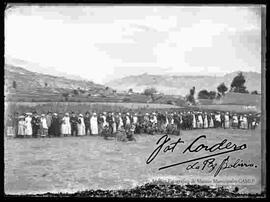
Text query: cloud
5 5 262 84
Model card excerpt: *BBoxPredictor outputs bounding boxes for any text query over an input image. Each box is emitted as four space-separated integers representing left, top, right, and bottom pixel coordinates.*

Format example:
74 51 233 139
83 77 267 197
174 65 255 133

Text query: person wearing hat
242 114 248 130
101 112 109 129
70 112 78 136
116 113 124 131
31 111 40 138
215 112 221 128
84 112 91 135
232 113 238 129
197 112 203 129
13 112 19 138
17 115 26 137
192 112 197 129
61 113 71 137
203 112 208 129
90 112 99 135
106 112 114 135
111 113 117 134
224 112 230 129
40 114 48 137
77 114 86 136
207 112 214 128
46 112 52 137
247 113 253 129
25 113 33 138
51 113 61 137
123 112 131 131
220 112 225 129
6 114 15 138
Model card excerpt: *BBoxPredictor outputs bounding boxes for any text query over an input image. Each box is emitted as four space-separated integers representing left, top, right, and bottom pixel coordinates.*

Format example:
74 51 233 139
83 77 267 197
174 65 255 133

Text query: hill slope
106 72 261 96
4 64 108 101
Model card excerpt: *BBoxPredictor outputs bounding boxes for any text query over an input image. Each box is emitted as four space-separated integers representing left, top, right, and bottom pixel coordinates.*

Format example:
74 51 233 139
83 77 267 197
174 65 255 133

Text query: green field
4 127 262 195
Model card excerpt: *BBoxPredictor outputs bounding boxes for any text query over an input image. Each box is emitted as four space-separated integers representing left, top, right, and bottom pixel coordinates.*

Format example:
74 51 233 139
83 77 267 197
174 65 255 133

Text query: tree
73 89 79 95
198 90 209 99
128 88 133 94
143 87 157 102
198 90 216 100
251 90 258 95
45 82 48 87
186 86 196 104
105 86 109 90
12 81 16 89
62 93 69 101
230 72 249 93
208 91 217 99
217 82 228 96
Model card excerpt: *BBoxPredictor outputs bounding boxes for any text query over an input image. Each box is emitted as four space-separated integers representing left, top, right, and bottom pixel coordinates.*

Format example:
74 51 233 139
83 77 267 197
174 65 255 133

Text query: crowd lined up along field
5 101 261 142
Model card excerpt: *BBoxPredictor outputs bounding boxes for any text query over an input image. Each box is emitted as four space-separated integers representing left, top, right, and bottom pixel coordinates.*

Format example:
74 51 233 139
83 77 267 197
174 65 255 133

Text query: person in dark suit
84 112 91 135
31 111 40 138
70 112 78 136
51 113 61 137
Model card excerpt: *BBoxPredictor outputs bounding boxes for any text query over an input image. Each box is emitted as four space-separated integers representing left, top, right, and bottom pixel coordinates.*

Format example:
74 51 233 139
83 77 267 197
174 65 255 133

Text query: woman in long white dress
117 113 123 130
25 113 32 137
203 113 208 129
77 114 85 136
224 112 230 129
61 113 71 136
192 113 197 129
90 113 98 135
40 114 48 137
17 116 26 137
112 113 117 134
209 114 214 128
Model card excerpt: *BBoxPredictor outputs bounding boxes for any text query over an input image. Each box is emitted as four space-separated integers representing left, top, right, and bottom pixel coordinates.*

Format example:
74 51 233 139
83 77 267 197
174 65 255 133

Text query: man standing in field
31 111 40 138
46 112 52 137
51 113 61 137
70 112 78 136
13 112 19 137
84 112 91 135
6 114 15 137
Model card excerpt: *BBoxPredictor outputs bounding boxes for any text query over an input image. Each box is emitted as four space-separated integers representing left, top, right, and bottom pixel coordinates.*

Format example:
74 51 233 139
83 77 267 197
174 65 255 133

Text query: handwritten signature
146 134 256 176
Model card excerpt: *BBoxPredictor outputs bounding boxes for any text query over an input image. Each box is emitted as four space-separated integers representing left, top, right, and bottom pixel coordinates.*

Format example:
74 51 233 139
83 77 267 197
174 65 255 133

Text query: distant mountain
105 71 261 96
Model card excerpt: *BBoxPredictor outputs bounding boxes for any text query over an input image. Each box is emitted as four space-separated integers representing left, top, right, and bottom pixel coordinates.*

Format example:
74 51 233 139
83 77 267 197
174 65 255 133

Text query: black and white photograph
4 4 266 198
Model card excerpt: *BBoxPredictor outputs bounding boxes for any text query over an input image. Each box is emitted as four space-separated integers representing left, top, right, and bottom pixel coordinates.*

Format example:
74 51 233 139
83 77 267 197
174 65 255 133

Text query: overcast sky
5 5 262 84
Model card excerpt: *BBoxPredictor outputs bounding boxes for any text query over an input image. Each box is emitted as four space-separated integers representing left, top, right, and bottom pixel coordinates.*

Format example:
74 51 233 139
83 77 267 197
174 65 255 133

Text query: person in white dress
90 112 99 135
125 113 131 126
209 113 214 128
77 114 86 136
203 112 208 129
192 113 197 129
232 114 238 128
17 116 26 137
40 114 48 137
215 112 221 128
224 112 230 129
61 113 71 136
24 113 33 137
117 113 124 130
242 114 248 129
102 112 108 128
197 113 203 129
112 113 117 134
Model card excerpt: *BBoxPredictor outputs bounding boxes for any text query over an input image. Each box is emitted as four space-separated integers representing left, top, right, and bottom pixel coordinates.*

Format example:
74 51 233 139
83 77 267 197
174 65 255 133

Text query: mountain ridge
105 71 261 96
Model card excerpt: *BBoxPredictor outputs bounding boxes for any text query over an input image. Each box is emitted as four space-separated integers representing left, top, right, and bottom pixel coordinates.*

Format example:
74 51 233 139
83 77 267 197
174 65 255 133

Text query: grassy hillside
4 64 185 105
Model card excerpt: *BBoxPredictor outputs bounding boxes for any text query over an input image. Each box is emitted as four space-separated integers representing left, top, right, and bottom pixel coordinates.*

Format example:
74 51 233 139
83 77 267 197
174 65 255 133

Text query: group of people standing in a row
5 110 260 140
